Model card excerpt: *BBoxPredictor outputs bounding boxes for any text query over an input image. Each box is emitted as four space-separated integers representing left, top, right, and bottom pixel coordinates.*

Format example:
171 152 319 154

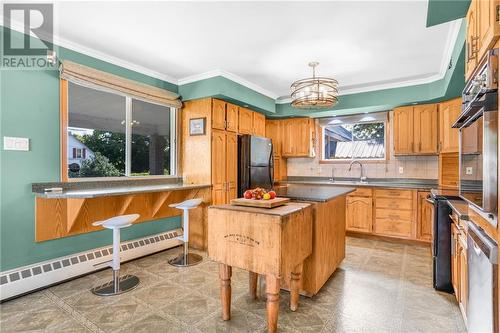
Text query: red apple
268 191 276 199
243 190 253 199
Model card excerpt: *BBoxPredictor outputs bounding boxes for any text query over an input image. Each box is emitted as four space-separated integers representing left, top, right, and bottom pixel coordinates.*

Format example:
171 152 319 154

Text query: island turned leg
265 275 280 333
249 271 258 299
219 263 232 320
290 263 303 311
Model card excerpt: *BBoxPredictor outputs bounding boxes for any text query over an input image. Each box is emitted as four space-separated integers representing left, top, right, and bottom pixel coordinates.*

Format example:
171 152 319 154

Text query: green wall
0 28 180 271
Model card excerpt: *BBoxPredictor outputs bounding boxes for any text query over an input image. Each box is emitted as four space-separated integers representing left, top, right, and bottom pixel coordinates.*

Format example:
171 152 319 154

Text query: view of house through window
67 81 174 178
323 121 385 160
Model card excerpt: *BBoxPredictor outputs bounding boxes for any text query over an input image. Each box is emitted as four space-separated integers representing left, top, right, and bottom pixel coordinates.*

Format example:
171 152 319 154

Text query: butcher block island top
208 202 313 333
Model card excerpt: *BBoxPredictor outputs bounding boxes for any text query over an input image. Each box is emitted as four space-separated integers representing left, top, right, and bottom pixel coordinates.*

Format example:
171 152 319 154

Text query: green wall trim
426 0 470 27
0 27 180 271
179 76 276 114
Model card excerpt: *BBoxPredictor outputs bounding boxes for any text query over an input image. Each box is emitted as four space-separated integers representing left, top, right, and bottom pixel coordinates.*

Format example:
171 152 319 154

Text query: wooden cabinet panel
346 196 372 233
394 106 414 155
374 218 412 238
238 107 253 134
414 104 438 154
253 112 266 136
226 132 238 202
476 0 500 61
374 189 413 199
466 0 478 81
462 118 482 154
439 98 461 153
347 187 372 197
226 103 239 132
281 118 315 157
211 129 227 205
376 208 413 221
451 223 459 296
212 99 226 130
266 120 282 156
417 192 433 241
458 235 468 322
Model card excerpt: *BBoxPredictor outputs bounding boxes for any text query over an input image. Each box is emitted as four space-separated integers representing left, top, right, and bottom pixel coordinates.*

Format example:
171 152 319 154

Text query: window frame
319 119 389 164
60 78 178 181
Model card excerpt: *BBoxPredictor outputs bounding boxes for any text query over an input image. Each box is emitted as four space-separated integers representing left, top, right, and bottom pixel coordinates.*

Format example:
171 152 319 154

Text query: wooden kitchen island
208 202 313 333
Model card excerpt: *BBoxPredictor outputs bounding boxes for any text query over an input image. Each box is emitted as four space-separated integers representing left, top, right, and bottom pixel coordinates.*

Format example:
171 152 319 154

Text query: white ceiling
31 1 462 100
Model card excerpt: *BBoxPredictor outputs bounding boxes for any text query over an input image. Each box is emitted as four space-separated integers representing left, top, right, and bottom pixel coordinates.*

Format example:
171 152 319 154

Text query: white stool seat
92 214 140 229
168 198 203 267
169 198 203 210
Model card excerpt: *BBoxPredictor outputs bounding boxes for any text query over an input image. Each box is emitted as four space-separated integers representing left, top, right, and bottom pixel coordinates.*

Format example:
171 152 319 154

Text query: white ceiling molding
178 70 280 99
276 18 463 104
4 19 178 85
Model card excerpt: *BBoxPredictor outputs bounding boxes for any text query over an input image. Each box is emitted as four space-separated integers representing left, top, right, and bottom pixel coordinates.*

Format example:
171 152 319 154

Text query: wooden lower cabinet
346 187 432 243
417 192 433 241
451 223 459 296
346 196 372 233
458 232 468 323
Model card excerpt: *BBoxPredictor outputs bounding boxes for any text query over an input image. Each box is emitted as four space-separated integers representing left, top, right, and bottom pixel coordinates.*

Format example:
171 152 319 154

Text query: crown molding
178 70 280 100
276 19 463 104
4 19 179 85
3 16 462 104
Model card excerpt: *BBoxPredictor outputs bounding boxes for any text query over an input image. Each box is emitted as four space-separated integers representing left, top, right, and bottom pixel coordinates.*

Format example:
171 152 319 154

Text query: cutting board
230 197 290 208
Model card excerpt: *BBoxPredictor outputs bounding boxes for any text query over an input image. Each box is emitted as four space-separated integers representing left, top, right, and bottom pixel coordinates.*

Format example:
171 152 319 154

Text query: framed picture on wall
189 117 206 136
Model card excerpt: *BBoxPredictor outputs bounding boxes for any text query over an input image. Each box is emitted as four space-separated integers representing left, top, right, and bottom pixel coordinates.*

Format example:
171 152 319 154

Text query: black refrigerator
238 135 274 197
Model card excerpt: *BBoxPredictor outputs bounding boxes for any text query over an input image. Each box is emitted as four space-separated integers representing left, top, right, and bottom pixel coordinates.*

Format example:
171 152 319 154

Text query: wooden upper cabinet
253 112 266 136
211 129 227 205
414 104 438 154
212 99 227 130
462 118 483 154
266 120 282 156
466 0 478 81
476 0 500 62
281 118 315 157
226 103 239 132
465 0 500 80
394 106 414 155
439 98 461 153
238 107 253 134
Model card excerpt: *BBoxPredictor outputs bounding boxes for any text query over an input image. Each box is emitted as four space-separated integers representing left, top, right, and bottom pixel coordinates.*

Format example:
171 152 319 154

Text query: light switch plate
3 136 29 151
398 167 404 174
466 167 473 175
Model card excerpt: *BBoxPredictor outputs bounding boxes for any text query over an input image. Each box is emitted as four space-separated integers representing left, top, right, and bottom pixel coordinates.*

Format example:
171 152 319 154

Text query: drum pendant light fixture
290 62 339 109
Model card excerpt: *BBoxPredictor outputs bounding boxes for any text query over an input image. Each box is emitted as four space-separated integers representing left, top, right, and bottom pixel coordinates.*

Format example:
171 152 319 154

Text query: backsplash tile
286 114 439 180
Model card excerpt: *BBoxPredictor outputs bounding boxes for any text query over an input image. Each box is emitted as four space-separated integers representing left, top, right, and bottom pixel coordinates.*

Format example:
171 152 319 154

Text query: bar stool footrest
91 274 140 296
168 253 203 267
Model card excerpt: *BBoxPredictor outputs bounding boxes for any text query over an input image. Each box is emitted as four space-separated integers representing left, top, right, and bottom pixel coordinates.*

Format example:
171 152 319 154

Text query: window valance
60 60 182 108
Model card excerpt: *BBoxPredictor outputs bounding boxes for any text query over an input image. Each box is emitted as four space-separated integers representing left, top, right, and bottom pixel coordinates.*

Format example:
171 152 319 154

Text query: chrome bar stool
91 214 140 296
168 198 203 267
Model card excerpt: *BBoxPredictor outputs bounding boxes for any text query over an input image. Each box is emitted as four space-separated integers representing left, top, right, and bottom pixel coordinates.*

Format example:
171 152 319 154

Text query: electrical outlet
3 136 29 151
466 167 473 175
398 166 404 174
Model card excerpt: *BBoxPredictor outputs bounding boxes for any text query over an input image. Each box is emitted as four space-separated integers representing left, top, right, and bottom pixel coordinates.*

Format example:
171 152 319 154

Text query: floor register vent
0 228 183 301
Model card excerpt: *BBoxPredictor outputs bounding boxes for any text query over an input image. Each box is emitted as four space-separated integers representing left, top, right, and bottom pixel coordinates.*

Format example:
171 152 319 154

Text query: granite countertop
447 199 470 220
32 178 211 199
275 184 355 202
209 202 311 217
282 177 438 190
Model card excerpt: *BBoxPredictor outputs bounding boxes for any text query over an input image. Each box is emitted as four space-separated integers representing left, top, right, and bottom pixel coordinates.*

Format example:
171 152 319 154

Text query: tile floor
0 237 466 332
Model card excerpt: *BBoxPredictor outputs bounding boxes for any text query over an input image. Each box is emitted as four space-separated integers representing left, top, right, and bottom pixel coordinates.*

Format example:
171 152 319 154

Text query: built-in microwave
455 49 498 226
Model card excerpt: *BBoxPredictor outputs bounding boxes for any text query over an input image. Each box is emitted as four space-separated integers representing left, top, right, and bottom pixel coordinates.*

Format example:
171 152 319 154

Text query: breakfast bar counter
208 202 313 333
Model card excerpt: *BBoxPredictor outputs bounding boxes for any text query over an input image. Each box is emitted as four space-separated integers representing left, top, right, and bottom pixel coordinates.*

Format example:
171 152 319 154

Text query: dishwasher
467 221 498 333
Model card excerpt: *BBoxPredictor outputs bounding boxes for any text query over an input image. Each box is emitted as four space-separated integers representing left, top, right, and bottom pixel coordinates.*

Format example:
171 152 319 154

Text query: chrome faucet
329 167 335 182
347 160 367 183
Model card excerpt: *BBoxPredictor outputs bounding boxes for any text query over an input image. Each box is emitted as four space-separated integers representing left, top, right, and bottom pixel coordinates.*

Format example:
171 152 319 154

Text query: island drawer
376 208 412 221
347 188 372 197
375 197 413 210
374 218 412 238
374 189 412 199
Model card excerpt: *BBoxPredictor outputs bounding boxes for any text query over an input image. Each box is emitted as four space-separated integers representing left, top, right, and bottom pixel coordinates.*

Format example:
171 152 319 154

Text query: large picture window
66 81 176 179
322 117 386 161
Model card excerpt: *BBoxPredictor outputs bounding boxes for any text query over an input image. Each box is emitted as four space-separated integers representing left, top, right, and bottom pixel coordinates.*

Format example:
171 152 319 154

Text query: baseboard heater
0 228 183 301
